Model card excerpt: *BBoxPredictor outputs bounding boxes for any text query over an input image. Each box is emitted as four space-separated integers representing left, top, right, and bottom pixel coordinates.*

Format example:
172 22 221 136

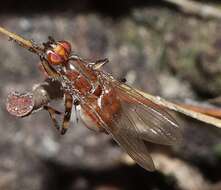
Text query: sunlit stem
0 26 44 54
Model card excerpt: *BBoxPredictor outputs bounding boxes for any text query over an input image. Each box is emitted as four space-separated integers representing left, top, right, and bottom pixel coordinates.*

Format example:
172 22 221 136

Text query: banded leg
44 105 62 130
61 93 73 135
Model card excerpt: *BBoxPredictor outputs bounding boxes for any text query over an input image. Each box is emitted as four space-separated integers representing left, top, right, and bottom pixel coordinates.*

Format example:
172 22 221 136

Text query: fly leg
39 57 60 78
38 62 50 79
60 93 73 135
69 55 109 70
90 58 109 70
44 105 62 131
39 56 73 135
73 99 80 124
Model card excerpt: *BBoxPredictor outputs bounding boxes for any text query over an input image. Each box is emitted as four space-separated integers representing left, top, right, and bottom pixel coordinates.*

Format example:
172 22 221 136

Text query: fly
1 27 182 171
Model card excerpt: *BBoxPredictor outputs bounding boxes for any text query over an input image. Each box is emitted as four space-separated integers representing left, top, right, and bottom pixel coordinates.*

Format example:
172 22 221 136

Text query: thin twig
164 0 221 19
1 26 221 129
0 26 44 54
176 103 221 119
137 88 221 129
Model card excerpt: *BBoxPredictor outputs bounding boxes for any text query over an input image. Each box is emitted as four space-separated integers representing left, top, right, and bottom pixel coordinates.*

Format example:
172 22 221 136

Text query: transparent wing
109 103 156 171
115 87 182 145
79 72 182 171
102 73 182 145
81 100 156 171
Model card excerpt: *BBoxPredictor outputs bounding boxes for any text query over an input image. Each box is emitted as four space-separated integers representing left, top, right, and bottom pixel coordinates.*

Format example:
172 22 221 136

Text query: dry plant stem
1 26 221 128
164 0 221 19
0 26 44 54
136 88 221 129
177 103 221 119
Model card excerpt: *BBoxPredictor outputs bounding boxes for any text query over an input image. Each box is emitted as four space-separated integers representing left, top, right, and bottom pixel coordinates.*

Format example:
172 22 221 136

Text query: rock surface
0 2 221 189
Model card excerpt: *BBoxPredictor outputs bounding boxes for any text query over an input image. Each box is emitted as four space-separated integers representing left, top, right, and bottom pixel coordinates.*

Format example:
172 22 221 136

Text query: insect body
35 38 182 171
4 33 182 171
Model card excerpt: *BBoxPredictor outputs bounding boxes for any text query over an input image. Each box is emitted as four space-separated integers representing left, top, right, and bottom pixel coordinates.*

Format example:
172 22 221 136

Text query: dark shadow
0 0 175 18
42 159 177 190
193 158 221 182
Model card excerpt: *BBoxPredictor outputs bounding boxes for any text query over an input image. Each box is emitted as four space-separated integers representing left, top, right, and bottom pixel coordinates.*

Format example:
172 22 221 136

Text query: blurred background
0 0 221 189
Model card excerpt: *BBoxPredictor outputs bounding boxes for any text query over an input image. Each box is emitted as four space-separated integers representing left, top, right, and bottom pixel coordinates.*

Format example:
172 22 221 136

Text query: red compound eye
58 41 71 55
47 50 64 65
